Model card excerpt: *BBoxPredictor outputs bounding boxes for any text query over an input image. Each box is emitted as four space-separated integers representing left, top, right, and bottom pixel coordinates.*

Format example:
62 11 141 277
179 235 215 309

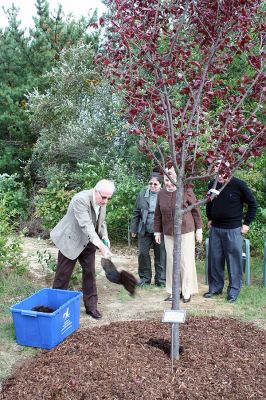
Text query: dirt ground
20 237 237 327
1 238 265 399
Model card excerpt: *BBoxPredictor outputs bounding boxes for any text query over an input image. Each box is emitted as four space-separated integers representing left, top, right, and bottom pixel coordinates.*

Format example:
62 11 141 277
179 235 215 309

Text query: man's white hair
94 179 115 193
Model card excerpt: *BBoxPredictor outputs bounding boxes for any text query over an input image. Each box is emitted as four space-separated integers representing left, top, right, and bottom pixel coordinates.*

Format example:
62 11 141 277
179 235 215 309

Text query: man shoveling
51 179 137 320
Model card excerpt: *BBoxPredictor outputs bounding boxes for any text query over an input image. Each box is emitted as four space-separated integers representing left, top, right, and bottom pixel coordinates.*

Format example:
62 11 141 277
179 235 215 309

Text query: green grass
231 286 266 325
196 257 266 327
197 256 265 286
238 257 266 324
0 272 41 379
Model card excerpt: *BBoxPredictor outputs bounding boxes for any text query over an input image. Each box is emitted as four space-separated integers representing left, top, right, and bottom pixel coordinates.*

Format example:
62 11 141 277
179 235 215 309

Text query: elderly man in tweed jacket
50 179 115 320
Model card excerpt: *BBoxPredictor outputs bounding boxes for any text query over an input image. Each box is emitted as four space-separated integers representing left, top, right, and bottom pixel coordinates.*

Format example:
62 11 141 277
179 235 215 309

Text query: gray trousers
208 226 243 297
138 233 166 284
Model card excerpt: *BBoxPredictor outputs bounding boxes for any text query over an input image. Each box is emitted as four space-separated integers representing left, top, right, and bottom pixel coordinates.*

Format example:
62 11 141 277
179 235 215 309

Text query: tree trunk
171 178 184 359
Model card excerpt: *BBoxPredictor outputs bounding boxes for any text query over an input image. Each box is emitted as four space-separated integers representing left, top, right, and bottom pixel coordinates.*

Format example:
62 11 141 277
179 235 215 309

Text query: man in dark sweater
204 168 257 302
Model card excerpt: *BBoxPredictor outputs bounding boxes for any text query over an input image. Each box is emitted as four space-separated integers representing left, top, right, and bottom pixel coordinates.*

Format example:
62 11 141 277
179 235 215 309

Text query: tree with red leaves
98 0 265 359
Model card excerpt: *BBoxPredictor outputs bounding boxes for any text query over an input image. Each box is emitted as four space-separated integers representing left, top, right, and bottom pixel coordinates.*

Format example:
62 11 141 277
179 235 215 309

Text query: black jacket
206 177 257 229
130 188 155 236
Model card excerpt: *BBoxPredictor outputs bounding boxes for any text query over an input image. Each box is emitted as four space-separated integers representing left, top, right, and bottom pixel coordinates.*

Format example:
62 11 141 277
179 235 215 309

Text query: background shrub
235 166 266 255
0 174 28 221
105 163 143 242
33 158 146 242
193 162 266 256
32 156 265 253
34 182 75 231
0 200 26 275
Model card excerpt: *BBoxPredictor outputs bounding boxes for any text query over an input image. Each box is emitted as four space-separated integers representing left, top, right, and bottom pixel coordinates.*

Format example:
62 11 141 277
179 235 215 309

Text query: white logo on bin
61 307 72 335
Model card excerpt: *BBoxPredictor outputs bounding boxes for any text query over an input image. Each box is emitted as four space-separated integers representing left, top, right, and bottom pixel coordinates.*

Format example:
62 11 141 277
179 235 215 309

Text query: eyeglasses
97 191 112 200
149 182 159 186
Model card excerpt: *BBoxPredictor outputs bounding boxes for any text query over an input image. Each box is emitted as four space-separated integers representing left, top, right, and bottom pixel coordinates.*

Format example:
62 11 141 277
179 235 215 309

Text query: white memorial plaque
162 309 186 324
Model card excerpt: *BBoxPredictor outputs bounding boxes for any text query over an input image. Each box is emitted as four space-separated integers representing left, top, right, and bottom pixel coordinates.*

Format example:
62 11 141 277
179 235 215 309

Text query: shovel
101 257 138 296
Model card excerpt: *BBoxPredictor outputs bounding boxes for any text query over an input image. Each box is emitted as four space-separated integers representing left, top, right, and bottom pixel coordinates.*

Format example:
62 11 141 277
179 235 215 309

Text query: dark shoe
86 309 102 319
137 279 151 287
203 289 223 298
227 295 237 303
183 296 191 303
180 292 183 299
164 295 172 301
155 282 165 287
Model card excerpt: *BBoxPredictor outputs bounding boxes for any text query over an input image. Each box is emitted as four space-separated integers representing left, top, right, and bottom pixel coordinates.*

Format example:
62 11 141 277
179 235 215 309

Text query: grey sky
0 0 107 28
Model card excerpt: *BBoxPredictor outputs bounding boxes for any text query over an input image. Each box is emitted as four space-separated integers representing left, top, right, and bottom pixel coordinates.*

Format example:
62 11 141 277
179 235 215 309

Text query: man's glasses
98 191 112 200
149 182 159 186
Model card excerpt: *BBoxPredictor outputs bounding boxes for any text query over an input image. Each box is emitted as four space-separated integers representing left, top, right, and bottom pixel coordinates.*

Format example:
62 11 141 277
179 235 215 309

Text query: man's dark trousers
138 233 166 285
208 226 243 298
53 242 98 312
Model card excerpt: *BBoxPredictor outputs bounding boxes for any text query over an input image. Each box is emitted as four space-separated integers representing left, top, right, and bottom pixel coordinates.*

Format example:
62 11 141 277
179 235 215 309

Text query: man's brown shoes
86 309 102 319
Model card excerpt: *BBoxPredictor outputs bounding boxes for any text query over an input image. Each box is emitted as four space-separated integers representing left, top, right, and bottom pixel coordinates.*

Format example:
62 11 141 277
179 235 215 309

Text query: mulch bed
1 316 265 399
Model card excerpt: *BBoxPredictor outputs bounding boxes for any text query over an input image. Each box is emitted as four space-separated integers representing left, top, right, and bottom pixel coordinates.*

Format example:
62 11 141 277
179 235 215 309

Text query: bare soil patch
21 237 236 327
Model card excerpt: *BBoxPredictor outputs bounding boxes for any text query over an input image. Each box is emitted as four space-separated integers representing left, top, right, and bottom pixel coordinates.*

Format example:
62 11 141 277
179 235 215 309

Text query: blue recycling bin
10 288 82 349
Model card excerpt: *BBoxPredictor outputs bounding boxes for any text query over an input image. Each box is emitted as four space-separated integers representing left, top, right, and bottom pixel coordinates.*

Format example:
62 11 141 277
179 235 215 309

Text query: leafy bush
106 163 143 242
0 201 26 275
34 180 75 230
37 250 57 272
73 159 144 241
71 158 110 189
235 167 266 255
34 158 145 242
0 174 28 221
193 160 265 255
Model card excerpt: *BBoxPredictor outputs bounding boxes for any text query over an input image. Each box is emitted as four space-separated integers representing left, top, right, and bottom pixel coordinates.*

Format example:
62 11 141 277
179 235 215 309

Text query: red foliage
97 0 265 181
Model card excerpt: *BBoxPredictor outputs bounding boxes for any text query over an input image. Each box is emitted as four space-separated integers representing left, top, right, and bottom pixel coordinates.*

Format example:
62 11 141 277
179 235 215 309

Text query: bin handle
21 311 38 317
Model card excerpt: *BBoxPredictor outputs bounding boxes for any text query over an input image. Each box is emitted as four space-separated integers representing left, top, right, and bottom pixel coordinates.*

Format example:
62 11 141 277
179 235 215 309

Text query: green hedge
34 159 144 242
33 159 265 253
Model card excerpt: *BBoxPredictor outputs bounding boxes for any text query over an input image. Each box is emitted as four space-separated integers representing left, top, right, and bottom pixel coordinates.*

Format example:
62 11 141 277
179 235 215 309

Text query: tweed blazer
154 187 202 235
50 189 108 260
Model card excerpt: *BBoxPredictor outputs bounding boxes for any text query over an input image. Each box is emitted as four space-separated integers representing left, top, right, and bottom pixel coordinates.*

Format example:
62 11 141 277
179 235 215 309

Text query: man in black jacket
204 164 257 302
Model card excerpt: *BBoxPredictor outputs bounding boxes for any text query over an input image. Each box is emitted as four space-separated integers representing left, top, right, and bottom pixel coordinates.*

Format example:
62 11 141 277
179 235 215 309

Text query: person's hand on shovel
99 238 112 258
99 242 112 258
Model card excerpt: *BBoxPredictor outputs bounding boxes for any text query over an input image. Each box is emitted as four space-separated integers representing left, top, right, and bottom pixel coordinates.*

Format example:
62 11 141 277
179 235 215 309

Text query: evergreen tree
0 0 99 176
0 5 32 173
27 43 123 185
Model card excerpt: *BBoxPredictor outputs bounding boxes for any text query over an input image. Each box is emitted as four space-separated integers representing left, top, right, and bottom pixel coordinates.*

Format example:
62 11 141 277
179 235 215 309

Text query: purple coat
154 188 202 235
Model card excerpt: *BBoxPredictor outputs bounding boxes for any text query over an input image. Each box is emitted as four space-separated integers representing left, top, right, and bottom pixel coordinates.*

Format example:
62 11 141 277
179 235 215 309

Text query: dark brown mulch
1 316 265 400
